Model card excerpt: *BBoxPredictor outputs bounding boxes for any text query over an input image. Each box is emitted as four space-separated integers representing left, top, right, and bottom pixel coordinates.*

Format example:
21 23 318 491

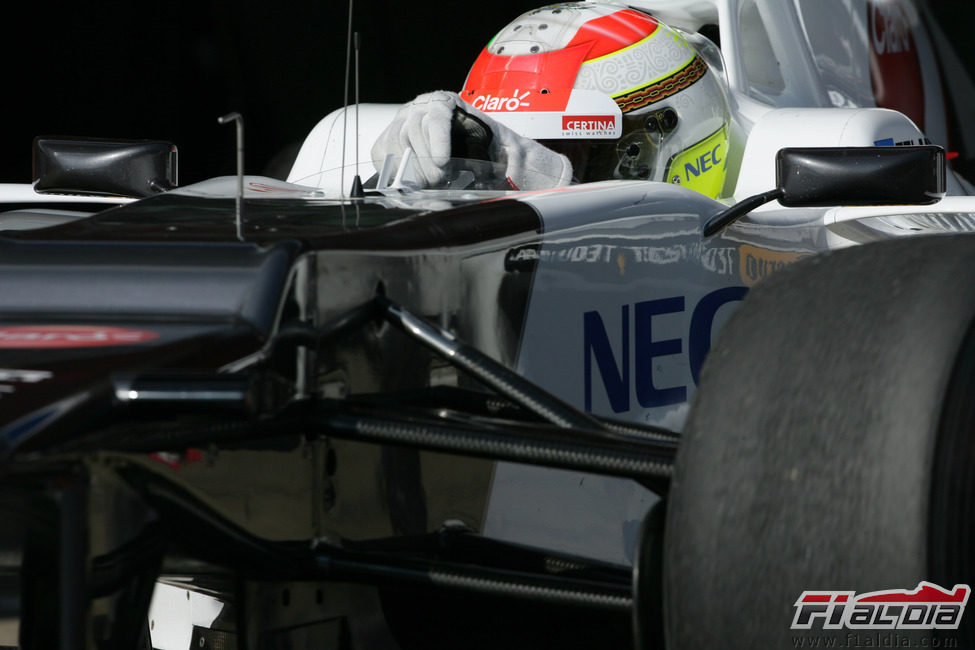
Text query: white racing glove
371 90 573 191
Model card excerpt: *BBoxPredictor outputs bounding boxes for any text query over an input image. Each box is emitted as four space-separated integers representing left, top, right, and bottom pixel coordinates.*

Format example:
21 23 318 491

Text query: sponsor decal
867 0 924 130
504 245 540 272
738 244 810 286
515 242 736 274
871 1 912 56
873 137 932 147
0 325 160 349
792 582 969 631
561 115 618 137
584 286 748 413
466 87 591 114
665 126 727 199
464 88 620 138
471 90 532 112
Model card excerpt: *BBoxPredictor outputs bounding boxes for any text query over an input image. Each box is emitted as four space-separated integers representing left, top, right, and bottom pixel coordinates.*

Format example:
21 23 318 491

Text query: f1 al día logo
792 582 970 630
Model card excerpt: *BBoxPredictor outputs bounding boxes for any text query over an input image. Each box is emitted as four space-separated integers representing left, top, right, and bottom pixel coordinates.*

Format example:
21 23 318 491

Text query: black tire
664 234 975 648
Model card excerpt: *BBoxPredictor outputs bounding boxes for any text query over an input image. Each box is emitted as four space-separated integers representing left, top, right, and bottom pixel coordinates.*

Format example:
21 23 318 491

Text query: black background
2 1 973 185
1 0 529 184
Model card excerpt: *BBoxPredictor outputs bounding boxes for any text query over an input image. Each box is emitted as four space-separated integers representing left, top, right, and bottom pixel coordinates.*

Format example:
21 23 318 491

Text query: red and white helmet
461 2 731 197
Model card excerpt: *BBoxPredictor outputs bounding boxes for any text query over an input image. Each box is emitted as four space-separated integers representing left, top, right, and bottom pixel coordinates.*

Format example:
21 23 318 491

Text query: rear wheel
663 235 975 648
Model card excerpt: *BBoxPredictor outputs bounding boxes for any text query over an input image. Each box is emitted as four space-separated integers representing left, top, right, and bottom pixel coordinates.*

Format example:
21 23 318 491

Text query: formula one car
2 1 975 649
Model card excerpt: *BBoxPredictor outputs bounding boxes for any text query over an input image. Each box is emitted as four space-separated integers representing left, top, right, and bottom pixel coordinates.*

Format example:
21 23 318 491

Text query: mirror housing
704 145 946 237
776 146 945 207
33 137 178 198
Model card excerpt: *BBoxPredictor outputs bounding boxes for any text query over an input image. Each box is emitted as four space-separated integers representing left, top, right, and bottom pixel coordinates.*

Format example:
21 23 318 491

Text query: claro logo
471 90 531 112
871 1 912 55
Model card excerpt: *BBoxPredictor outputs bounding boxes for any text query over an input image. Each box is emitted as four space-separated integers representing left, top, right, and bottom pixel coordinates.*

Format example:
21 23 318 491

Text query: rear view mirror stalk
703 146 946 237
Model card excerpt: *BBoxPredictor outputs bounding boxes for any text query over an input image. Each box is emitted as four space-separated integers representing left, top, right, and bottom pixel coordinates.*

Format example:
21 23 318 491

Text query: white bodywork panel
148 583 224 650
0 184 137 204
734 107 950 201
287 104 401 196
486 180 751 564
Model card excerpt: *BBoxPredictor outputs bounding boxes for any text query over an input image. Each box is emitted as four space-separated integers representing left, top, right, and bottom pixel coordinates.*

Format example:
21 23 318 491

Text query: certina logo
0 326 160 349
792 582 970 630
562 115 617 135
471 90 531 112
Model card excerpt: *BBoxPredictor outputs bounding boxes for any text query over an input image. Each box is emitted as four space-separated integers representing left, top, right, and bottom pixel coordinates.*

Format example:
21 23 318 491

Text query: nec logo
684 143 723 182
583 287 747 413
562 116 617 132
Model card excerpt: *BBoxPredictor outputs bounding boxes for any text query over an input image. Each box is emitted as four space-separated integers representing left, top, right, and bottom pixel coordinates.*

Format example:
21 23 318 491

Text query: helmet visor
540 107 679 183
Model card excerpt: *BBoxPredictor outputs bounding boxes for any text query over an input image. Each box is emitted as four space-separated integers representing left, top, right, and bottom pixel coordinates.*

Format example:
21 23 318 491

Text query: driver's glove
370 90 572 190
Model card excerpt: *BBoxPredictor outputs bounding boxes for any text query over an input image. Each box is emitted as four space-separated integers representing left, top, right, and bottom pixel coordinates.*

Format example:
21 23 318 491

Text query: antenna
340 0 354 198
350 31 364 198
218 112 244 240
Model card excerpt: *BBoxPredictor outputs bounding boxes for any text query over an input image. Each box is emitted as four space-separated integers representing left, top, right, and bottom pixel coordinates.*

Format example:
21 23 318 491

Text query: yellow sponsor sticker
664 126 727 198
738 244 811 286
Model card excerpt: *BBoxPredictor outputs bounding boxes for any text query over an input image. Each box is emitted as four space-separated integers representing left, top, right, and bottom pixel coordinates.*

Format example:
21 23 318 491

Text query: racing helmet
461 2 731 197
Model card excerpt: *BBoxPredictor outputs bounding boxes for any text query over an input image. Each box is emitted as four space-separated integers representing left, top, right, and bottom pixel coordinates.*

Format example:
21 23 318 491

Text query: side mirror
33 137 178 198
776 146 944 207
704 146 946 236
